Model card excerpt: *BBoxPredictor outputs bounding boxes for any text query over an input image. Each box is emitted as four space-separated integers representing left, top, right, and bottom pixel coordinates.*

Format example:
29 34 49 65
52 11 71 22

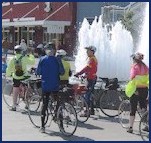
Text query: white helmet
14 45 22 51
56 49 67 56
37 44 43 49
85 46 96 52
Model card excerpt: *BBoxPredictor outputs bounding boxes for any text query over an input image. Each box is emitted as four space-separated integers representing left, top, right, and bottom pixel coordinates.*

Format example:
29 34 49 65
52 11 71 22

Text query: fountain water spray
137 2 149 66
75 15 133 81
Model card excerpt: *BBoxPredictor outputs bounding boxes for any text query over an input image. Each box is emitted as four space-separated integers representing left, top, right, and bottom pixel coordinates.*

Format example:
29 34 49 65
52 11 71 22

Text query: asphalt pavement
2 54 143 141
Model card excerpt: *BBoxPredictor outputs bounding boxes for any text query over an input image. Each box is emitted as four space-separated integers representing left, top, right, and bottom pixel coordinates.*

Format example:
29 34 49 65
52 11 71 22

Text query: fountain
75 3 149 81
137 2 149 67
75 16 133 81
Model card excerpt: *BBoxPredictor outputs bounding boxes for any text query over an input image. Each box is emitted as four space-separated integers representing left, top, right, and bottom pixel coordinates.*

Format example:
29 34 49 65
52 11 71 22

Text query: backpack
14 56 24 76
105 78 119 90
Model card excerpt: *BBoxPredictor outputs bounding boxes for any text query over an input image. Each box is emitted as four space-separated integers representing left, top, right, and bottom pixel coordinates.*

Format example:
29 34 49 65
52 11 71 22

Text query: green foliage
121 11 134 31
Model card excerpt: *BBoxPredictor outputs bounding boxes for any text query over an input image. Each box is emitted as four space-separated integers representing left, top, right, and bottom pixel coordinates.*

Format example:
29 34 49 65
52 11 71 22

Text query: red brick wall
2 2 77 56
2 2 72 21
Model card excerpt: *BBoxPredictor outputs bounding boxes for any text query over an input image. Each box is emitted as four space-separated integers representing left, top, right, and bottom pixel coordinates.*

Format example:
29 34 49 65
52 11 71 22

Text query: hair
133 58 147 68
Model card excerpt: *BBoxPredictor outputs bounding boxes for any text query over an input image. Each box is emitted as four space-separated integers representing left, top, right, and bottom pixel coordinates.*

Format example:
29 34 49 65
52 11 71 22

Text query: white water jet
137 3 149 66
75 15 134 81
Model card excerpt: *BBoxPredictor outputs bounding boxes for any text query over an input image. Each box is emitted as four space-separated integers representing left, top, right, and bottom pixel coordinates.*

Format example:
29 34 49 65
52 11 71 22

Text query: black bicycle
28 90 78 136
92 77 126 117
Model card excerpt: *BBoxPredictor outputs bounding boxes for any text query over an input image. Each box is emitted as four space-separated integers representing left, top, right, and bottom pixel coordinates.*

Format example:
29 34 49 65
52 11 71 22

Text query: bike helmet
85 46 96 53
14 45 22 51
131 52 144 61
56 49 67 56
44 42 56 50
37 44 44 49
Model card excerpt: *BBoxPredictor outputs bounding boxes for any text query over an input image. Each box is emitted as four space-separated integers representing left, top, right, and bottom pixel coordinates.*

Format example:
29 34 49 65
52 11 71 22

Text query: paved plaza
2 54 143 141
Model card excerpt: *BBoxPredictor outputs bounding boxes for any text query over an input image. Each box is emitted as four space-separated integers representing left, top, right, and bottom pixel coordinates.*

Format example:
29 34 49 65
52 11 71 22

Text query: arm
36 58 42 75
75 58 94 76
56 56 65 75
76 66 90 76
130 65 137 80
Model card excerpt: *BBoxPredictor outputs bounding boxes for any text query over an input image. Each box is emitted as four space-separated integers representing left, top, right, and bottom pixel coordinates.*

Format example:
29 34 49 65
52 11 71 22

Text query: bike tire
100 90 123 117
3 79 20 108
139 111 149 141
28 97 48 128
74 95 90 123
57 102 78 136
118 99 131 128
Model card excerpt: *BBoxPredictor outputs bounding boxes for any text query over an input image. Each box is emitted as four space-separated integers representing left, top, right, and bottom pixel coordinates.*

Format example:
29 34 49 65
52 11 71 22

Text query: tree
121 11 134 31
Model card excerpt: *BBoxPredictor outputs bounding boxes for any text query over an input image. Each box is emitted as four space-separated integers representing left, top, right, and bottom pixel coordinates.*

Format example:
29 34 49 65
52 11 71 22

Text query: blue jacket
36 55 64 92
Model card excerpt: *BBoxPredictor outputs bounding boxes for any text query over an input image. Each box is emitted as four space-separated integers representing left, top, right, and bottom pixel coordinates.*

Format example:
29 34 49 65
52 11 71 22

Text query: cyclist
2 37 10 59
6 45 35 111
20 39 27 56
56 49 72 85
127 52 149 133
74 46 98 115
36 42 65 133
36 44 45 57
2 55 7 73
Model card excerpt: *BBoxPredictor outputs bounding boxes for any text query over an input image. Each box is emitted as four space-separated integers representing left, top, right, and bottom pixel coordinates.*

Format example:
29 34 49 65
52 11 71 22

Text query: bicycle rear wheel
118 99 130 128
57 102 78 136
100 90 123 117
74 95 90 123
139 111 149 141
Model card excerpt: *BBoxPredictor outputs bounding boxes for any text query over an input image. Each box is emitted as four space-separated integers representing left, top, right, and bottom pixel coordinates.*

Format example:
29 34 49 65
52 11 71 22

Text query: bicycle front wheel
57 102 78 136
99 90 123 117
118 99 130 128
28 96 48 128
139 111 149 141
74 95 90 123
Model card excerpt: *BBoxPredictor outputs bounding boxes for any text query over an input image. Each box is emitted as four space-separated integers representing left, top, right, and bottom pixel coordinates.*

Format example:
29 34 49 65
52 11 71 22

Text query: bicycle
63 78 90 123
28 90 78 136
139 110 149 141
118 99 143 129
2 74 41 111
91 77 127 117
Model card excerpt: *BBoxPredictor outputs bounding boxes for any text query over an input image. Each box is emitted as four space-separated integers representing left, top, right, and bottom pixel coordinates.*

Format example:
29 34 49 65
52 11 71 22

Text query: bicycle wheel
100 90 123 117
118 100 130 128
57 102 78 136
73 95 90 123
2 79 20 108
139 111 149 141
27 95 41 112
28 97 48 128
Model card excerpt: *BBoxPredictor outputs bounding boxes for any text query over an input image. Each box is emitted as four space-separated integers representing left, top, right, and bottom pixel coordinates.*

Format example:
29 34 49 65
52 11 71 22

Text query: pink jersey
130 63 149 80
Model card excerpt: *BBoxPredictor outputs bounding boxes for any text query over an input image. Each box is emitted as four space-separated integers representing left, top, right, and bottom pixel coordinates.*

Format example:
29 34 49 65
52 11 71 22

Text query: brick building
2 2 77 55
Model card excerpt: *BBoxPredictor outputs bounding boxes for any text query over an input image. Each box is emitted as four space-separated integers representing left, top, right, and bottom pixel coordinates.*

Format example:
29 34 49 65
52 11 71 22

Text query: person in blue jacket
36 42 64 133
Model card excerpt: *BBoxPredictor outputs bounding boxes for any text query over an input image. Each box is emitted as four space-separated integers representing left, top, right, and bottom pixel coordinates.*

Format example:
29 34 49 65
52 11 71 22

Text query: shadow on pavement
90 115 120 123
44 130 94 141
77 122 104 130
